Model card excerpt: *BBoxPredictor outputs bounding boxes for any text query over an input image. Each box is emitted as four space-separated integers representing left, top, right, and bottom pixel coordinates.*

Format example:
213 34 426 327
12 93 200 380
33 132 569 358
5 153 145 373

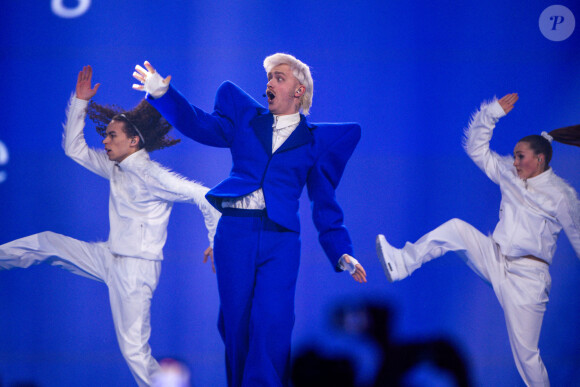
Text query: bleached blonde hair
263 53 313 115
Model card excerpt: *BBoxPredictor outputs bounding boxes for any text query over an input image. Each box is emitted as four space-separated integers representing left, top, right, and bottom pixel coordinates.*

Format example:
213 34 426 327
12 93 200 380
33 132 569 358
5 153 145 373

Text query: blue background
1 1 579 386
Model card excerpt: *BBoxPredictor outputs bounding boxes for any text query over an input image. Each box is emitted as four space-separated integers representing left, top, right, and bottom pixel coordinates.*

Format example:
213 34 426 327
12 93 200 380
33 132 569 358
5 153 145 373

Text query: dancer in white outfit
0 66 220 386
376 93 580 387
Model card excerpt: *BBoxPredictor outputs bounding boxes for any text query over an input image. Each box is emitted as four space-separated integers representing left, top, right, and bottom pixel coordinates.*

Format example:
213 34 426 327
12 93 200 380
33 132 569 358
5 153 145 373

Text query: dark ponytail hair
549 124 580 147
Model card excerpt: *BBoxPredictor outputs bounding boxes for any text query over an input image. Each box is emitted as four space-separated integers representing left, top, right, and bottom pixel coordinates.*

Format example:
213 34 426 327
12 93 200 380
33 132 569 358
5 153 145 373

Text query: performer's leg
498 258 550 387
107 255 161 387
213 215 261 387
0 231 108 282
378 219 499 283
242 218 300 387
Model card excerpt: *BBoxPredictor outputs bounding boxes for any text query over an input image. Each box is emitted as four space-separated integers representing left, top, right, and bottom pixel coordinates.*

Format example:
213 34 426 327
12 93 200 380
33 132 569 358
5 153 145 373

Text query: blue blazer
148 81 360 269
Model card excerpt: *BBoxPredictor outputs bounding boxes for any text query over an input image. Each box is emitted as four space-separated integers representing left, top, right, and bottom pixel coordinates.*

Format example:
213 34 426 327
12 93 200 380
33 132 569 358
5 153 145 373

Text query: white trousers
399 218 551 387
0 231 162 387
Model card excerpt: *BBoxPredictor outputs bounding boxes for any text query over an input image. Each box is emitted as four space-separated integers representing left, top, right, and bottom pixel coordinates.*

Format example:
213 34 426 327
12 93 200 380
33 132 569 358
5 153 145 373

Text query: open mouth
266 91 275 101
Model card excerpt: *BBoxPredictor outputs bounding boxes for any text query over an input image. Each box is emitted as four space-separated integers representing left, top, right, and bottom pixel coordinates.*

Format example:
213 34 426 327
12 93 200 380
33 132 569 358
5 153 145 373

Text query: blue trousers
214 209 301 387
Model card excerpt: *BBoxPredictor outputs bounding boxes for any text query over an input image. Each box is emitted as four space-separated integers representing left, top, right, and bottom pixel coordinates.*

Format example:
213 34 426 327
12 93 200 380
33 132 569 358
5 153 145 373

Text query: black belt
221 207 267 217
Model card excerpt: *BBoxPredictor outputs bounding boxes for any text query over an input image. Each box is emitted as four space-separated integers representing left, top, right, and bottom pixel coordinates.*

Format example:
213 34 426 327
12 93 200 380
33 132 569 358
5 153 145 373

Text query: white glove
133 61 170 98
144 71 169 99
339 254 360 275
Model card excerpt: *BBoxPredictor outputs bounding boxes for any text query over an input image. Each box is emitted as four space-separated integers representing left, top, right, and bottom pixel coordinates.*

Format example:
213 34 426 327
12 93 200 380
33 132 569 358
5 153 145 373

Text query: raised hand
498 93 519 114
76 65 100 101
132 61 171 98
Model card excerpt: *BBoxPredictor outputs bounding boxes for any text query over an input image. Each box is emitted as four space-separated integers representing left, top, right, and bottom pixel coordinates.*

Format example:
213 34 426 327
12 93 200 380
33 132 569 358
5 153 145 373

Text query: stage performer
376 93 580 387
0 66 220 387
132 53 367 386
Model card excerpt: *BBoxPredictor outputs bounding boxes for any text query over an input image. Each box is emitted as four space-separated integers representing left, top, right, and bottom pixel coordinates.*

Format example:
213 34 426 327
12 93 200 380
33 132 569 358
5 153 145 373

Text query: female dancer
376 93 580 386
0 66 219 386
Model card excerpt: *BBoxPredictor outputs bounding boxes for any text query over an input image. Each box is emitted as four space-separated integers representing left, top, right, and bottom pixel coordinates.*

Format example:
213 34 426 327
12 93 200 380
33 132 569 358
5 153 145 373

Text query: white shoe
376 234 405 283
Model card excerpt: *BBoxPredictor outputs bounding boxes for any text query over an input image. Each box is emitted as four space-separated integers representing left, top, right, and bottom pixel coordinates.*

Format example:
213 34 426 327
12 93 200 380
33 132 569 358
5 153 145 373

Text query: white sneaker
376 234 405 282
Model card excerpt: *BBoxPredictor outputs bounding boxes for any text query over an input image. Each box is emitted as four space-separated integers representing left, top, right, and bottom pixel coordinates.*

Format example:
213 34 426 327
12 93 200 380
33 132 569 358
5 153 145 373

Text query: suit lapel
250 111 274 155
276 118 314 154
250 112 315 155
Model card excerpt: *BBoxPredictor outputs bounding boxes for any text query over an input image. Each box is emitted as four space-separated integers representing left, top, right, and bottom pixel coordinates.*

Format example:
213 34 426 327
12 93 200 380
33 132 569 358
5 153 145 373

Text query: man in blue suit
133 53 366 386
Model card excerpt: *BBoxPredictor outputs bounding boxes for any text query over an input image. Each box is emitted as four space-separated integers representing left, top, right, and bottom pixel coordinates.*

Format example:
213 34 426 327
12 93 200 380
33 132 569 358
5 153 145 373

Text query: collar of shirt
273 112 300 130
272 113 300 153
525 167 553 189
116 148 150 171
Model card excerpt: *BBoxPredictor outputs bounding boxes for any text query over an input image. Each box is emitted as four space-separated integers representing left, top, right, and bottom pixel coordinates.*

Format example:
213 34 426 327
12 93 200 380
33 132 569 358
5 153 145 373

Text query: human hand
498 93 519 114
343 254 367 283
76 65 100 101
203 246 215 273
132 61 171 98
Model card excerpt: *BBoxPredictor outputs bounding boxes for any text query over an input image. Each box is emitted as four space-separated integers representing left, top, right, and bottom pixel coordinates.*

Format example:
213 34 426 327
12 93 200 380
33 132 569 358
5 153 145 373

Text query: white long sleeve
62 95 113 179
126 159 220 247
463 99 508 184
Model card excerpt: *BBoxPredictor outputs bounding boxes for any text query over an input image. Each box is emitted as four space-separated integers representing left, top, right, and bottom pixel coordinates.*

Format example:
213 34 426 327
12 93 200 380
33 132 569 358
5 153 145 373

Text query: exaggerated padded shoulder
310 121 361 151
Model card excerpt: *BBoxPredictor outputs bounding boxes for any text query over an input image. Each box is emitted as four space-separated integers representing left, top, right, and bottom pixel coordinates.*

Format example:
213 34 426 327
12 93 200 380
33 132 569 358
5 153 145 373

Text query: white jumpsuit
0 96 219 386
393 99 580 387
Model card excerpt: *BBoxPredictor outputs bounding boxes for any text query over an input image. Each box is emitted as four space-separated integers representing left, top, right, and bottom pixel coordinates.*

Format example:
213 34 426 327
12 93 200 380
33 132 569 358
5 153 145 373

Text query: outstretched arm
133 161 220 247
132 61 236 148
